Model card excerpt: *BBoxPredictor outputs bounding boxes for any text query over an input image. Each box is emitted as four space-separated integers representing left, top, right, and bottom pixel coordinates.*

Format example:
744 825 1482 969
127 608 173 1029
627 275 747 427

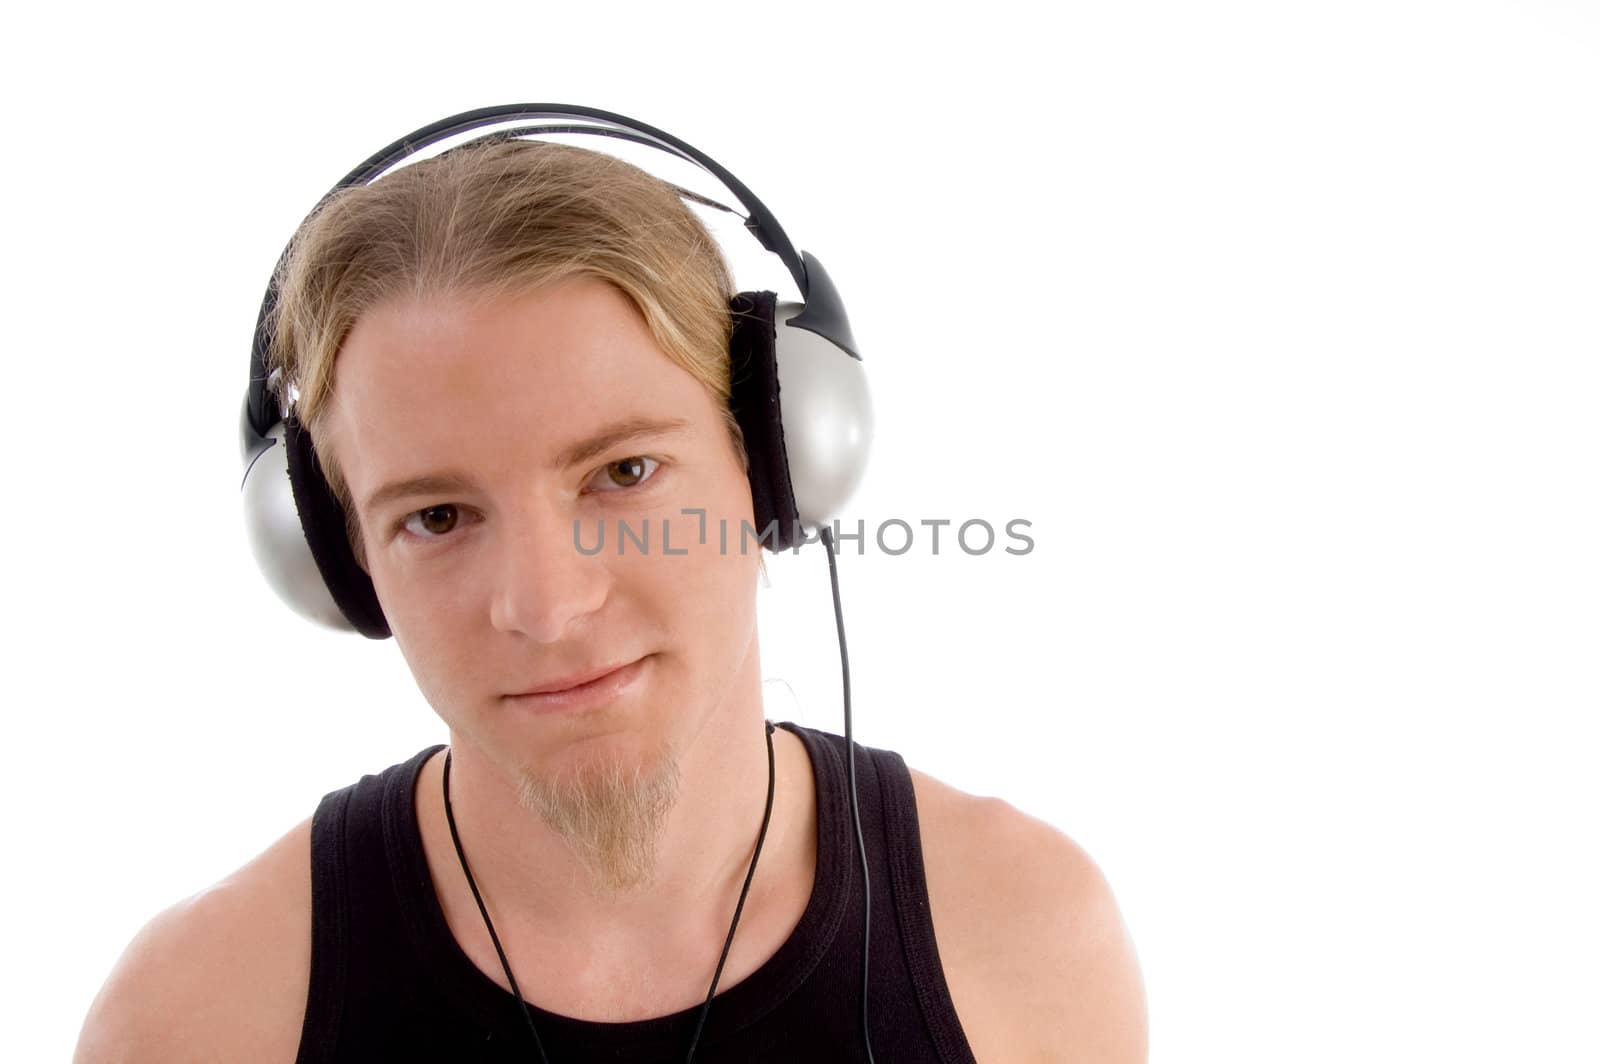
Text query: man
75 125 1145 1062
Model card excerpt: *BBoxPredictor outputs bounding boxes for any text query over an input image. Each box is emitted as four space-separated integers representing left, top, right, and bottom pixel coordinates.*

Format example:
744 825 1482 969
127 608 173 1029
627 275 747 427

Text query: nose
488 499 610 642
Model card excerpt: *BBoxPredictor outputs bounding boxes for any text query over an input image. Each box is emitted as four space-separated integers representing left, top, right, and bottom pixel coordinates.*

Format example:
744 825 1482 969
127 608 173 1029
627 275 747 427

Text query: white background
5 1 1596 1060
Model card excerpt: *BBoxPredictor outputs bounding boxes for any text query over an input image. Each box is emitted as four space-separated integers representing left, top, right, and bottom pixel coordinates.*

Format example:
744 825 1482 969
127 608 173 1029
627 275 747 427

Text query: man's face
320 276 761 888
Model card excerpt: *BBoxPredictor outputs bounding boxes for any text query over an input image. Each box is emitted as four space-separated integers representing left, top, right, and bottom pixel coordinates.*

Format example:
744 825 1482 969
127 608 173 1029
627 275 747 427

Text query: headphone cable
818 526 877 1063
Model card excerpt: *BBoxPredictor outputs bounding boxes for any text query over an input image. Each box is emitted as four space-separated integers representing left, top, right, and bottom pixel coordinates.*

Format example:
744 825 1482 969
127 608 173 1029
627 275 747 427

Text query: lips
512 659 639 696
503 656 650 717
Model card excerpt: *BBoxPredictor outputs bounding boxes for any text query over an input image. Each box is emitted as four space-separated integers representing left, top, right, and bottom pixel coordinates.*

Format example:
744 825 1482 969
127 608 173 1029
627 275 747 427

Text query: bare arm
73 818 313 1064
916 772 1147 1063
1006 815 1147 1062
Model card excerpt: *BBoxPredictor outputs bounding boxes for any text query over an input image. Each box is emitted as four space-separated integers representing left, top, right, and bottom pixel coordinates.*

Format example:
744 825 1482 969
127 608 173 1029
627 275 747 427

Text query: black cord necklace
442 719 779 1064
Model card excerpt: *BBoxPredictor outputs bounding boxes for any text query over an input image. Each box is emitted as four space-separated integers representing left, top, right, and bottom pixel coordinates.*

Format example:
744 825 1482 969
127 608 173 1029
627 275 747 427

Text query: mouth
515 659 642 696
504 656 650 715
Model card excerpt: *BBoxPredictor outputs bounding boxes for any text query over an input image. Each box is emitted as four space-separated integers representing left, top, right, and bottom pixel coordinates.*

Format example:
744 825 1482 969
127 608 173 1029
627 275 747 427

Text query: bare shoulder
73 817 314 1064
909 767 1148 1063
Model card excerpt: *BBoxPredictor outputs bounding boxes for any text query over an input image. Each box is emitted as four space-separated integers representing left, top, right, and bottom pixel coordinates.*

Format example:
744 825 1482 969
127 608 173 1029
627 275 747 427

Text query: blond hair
266 139 746 531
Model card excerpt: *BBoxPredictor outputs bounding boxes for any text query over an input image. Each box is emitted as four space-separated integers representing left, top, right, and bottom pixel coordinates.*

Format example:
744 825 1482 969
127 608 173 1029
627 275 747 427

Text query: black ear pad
728 291 801 551
284 418 391 638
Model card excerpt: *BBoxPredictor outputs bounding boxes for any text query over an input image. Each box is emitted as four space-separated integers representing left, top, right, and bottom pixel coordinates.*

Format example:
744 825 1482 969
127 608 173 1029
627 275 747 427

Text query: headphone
238 105 879 1060
240 103 872 639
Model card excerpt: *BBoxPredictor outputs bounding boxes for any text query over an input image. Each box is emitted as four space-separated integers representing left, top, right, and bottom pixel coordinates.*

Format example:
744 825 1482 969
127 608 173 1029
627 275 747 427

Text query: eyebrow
358 415 693 517
555 414 691 470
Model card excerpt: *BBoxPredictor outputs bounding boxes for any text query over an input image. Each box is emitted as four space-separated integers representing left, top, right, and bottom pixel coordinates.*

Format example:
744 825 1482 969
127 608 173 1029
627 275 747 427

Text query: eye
588 456 660 492
401 504 463 539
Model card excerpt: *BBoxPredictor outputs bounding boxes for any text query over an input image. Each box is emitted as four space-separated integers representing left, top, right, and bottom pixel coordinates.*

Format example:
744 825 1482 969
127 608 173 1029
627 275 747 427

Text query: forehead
321 276 720 494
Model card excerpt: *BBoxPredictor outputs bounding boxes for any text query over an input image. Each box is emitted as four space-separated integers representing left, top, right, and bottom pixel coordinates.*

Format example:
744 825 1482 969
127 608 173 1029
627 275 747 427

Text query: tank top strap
296 743 444 1064
785 723 977 1063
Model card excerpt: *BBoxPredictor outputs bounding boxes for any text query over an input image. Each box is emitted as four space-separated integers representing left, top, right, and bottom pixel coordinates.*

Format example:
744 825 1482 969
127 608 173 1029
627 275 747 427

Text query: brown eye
405 504 460 538
598 456 659 491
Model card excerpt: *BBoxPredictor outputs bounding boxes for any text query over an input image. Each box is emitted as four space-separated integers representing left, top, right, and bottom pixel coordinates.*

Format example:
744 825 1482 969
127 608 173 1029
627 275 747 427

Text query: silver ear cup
240 420 355 631
772 302 873 530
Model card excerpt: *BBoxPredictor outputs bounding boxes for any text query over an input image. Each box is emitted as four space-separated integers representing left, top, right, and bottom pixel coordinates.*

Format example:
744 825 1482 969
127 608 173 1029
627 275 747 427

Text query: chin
526 711 677 776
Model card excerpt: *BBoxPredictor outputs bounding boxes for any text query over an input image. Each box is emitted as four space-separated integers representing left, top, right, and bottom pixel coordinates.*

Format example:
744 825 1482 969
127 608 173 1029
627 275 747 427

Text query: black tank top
294 722 978 1063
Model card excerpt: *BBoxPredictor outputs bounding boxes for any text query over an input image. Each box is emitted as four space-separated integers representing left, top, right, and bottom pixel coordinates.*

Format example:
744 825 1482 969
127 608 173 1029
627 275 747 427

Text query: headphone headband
335 105 810 287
